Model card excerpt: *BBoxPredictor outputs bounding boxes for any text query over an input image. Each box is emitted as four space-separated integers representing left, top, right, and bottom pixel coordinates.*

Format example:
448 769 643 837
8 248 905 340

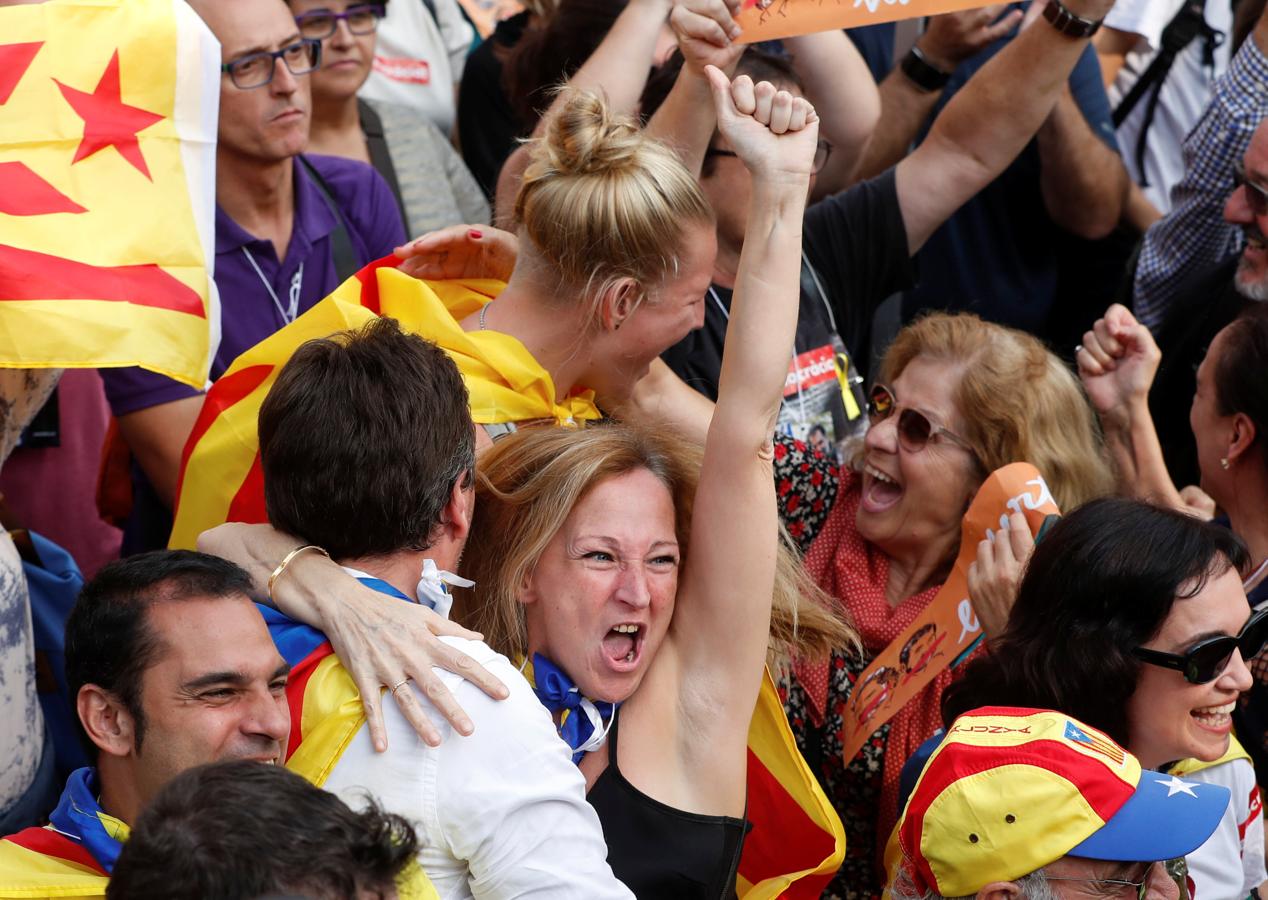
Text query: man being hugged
252 317 631 899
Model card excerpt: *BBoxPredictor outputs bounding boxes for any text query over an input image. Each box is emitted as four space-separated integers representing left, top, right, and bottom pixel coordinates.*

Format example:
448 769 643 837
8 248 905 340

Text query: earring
1221 457 1230 470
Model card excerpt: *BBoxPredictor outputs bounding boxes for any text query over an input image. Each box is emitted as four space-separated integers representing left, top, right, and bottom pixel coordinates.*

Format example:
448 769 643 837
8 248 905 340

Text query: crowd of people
6 0 1268 897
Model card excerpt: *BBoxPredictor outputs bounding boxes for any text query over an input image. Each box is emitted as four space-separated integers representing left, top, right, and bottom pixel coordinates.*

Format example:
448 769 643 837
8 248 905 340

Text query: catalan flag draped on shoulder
169 257 601 549
0 768 124 899
0 0 219 388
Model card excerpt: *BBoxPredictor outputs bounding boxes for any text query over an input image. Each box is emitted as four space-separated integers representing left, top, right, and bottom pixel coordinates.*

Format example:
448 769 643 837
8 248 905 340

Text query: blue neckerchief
529 653 617 764
47 767 123 873
356 576 416 604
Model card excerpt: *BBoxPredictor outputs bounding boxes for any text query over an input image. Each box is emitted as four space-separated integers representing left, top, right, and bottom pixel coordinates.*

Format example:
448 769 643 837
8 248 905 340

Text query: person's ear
598 278 641 333
976 881 1024 900
77 684 138 759
1227 412 1257 466
440 474 474 545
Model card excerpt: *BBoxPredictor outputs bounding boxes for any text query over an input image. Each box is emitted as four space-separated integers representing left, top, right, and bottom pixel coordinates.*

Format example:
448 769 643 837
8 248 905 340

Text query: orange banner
736 0 989 43
839 463 1060 765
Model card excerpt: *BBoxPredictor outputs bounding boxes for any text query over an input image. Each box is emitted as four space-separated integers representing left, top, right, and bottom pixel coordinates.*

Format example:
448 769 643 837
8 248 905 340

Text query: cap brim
1070 772 1230 861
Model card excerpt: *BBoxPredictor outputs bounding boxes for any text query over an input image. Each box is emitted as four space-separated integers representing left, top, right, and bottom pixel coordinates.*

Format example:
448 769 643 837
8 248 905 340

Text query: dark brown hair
259 317 474 560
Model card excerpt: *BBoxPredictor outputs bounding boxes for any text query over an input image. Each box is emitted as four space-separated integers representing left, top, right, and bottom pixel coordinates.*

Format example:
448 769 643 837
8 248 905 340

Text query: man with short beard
1132 117 1268 488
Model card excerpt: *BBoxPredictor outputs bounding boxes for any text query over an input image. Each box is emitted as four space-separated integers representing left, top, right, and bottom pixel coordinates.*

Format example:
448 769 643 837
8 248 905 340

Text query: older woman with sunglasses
286 0 489 236
943 498 1268 899
745 311 1113 896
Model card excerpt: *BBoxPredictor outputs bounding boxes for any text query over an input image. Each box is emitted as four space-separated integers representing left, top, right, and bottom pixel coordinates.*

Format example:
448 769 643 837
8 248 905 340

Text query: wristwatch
900 46 951 93
1041 0 1102 38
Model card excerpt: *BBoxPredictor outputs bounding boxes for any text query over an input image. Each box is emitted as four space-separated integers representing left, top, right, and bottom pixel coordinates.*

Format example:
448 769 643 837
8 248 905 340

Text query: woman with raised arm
203 69 848 897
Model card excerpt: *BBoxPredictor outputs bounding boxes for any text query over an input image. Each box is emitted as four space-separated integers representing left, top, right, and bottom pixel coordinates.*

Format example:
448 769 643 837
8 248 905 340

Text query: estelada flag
169 257 600 549
0 0 219 388
736 0 991 43
739 671 845 898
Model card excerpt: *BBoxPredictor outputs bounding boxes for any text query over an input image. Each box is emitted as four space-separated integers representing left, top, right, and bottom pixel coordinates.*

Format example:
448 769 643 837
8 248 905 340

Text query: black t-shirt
661 169 913 454
457 12 529 199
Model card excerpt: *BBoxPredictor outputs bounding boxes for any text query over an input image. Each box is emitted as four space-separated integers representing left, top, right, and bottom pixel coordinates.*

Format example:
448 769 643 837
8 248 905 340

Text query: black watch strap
1042 0 1102 38
901 46 952 93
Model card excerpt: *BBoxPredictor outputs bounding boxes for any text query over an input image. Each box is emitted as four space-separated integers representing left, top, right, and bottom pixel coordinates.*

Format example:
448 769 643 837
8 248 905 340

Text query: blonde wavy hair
879 312 1113 513
460 423 857 668
512 88 714 323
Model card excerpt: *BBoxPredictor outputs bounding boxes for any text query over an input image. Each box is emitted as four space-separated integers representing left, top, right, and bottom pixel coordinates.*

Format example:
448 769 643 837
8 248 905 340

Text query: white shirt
1105 0 1232 212
359 0 473 136
323 635 633 900
1183 757 1266 899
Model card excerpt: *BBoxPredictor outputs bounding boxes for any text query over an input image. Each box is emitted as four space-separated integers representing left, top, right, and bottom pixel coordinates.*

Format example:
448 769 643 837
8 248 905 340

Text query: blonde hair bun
539 88 644 177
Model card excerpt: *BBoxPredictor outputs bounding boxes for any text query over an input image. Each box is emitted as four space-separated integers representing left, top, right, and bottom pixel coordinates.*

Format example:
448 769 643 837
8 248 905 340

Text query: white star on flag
1155 775 1200 798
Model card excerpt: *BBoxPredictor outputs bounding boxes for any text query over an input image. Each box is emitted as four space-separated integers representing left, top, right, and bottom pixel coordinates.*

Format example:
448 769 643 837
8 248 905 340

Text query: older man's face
1224 126 1268 302
1037 857 1177 900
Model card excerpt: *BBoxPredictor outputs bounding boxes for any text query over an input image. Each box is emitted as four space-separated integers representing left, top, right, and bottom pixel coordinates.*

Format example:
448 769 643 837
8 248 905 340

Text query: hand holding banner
839 462 1060 765
736 0 993 43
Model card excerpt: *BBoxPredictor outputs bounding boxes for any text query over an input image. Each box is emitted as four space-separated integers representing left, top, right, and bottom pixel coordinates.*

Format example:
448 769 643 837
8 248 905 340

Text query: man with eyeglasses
99 0 406 555
887 707 1229 900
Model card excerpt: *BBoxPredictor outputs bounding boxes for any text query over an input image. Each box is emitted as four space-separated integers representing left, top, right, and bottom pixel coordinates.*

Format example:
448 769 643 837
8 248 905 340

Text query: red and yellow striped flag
0 0 219 388
170 259 600 549
739 671 845 898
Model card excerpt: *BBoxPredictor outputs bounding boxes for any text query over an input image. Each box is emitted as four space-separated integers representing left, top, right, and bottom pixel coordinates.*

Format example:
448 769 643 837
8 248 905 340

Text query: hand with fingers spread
704 64 819 183
394 225 519 284
917 4 1026 73
967 511 1035 640
669 0 744 76
311 578 511 750
1075 303 1161 424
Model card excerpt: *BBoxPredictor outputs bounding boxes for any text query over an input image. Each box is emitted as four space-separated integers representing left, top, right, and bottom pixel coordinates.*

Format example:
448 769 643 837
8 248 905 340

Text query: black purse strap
357 99 410 233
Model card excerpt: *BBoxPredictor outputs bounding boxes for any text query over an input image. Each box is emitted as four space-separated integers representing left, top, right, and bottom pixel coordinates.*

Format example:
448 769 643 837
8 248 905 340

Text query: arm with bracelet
199 522 509 751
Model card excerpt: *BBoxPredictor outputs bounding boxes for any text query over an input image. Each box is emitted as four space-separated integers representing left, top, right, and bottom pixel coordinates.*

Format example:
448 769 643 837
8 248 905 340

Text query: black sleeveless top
586 711 749 899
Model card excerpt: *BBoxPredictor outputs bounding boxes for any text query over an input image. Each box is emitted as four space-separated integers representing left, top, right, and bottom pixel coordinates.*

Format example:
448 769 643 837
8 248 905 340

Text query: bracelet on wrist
900 45 952 93
1041 0 1102 38
267 544 331 599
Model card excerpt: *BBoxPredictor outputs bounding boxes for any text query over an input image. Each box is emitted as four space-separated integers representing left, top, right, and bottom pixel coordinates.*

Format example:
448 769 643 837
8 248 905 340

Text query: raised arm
673 69 817 753
494 0 675 221
896 0 1117 253
855 5 1023 180
783 29 880 195
1075 304 1205 515
197 522 508 750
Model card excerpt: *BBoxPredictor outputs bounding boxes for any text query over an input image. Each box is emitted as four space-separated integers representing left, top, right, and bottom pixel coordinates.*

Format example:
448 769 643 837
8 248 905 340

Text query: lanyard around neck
242 246 303 325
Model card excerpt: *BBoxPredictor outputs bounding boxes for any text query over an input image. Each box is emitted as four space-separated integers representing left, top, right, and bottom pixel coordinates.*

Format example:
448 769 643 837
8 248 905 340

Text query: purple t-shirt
101 153 406 415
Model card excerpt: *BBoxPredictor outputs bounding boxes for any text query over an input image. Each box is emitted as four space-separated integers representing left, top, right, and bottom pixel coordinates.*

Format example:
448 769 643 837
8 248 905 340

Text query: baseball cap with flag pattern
897 706 1230 895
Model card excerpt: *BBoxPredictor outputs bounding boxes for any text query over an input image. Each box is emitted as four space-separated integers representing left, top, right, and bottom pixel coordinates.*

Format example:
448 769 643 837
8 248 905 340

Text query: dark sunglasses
295 4 386 41
867 384 977 457
1234 160 1268 217
705 138 833 175
1133 606 1268 684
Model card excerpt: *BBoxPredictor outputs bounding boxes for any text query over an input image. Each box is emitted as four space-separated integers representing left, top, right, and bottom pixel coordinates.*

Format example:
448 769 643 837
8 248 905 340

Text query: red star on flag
55 50 163 180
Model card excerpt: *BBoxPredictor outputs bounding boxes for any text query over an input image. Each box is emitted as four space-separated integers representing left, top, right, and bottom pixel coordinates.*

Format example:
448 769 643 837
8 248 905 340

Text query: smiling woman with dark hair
941 497 1267 897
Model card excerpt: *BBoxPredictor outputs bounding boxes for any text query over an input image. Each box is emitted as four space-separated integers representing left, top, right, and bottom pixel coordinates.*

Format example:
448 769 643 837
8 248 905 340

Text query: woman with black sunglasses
942 498 1267 899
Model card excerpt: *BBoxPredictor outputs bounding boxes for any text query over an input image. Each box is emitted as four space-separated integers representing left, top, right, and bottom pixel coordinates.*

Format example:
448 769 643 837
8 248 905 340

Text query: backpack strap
358 98 411 233
1112 0 1223 187
297 155 361 282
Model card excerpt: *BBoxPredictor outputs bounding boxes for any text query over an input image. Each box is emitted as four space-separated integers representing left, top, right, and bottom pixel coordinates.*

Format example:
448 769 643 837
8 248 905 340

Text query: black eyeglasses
705 138 833 175
295 4 386 40
221 39 321 90
1134 606 1268 684
1234 160 1268 217
867 383 977 457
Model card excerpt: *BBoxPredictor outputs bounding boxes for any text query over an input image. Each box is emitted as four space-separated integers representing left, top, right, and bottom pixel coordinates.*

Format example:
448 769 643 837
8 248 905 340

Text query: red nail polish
468 229 483 239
